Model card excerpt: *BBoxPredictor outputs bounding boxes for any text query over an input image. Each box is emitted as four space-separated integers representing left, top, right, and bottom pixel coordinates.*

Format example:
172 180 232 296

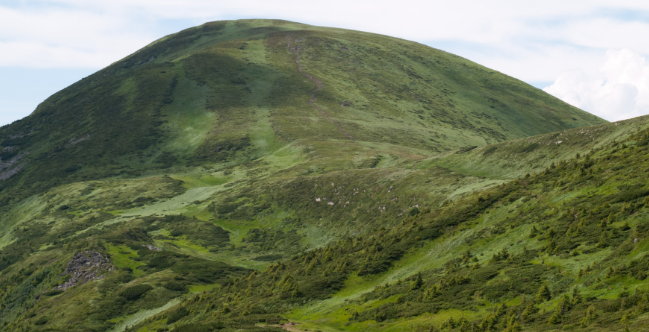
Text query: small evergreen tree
547 310 562 325
521 303 538 321
597 232 609 248
535 284 551 304
620 312 630 324
572 286 582 305
411 273 423 290
545 228 556 239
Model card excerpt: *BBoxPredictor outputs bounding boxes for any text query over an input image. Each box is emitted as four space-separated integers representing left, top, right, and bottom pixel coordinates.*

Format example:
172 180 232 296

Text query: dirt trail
286 35 353 140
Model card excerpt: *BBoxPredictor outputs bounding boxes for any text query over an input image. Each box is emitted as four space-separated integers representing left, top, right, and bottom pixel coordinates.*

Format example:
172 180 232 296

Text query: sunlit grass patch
106 243 147 277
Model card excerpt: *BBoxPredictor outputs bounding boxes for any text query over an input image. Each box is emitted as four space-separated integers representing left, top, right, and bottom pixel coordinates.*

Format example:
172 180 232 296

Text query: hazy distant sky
1 1 649 125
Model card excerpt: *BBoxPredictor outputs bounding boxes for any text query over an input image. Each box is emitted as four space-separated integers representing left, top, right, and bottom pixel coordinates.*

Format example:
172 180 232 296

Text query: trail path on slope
286 35 353 140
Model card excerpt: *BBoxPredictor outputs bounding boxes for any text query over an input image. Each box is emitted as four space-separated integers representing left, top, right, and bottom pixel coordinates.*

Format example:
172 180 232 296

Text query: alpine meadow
3 19 649 332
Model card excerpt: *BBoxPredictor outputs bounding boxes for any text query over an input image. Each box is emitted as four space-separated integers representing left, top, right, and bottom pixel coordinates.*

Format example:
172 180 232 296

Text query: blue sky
1 1 649 125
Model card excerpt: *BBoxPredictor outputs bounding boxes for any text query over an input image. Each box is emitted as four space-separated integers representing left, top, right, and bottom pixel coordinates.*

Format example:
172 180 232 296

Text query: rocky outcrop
55 251 114 291
65 134 91 147
142 244 162 251
0 152 27 181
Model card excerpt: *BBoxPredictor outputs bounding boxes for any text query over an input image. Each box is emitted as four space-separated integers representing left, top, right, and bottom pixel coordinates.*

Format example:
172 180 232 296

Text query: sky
1 1 649 126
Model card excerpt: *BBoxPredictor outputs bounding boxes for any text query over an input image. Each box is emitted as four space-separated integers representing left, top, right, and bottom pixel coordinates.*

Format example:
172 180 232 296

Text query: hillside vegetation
128 116 649 332
0 19 638 332
0 19 602 201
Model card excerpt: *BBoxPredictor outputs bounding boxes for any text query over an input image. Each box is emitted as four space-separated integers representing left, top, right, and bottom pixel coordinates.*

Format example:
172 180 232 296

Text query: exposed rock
0 163 24 181
65 134 91 147
142 244 162 251
0 152 26 169
54 251 114 291
0 152 27 180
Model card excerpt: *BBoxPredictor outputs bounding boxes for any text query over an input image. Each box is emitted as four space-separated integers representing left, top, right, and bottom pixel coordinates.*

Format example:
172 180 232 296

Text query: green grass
109 298 181 332
188 284 219 293
106 244 147 277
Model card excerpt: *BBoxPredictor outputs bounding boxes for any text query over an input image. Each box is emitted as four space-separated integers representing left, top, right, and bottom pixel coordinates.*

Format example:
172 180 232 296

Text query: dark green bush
167 307 189 324
163 280 188 292
116 272 135 284
216 203 239 214
118 284 153 301
34 316 48 325
616 188 649 202
42 289 63 297
252 254 284 262
174 322 224 331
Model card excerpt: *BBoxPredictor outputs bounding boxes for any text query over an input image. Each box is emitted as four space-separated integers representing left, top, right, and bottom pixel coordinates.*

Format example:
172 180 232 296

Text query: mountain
0 19 637 332
0 19 603 200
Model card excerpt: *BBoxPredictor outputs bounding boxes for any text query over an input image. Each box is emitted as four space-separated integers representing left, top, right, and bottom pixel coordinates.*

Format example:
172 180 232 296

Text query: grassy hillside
426 116 649 180
123 116 649 332
0 19 602 201
0 19 624 332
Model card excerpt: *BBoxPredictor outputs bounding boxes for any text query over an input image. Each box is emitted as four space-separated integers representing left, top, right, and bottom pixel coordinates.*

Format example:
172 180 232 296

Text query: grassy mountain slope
4 112 648 331
426 116 649 180
0 19 603 201
126 115 649 332
0 19 624 332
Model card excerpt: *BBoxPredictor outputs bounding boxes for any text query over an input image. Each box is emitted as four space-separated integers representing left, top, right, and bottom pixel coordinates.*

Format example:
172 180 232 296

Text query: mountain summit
0 19 602 198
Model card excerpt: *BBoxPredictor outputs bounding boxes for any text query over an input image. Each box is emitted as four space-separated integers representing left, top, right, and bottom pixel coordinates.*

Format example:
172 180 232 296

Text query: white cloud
544 49 649 121
0 41 129 68
2 0 643 82
0 6 151 67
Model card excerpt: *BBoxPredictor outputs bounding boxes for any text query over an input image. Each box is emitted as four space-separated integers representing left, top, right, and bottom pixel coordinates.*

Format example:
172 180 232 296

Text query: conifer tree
521 303 538 321
572 286 582 305
546 228 556 239
411 272 423 290
597 232 609 248
535 284 551 304
548 310 562 325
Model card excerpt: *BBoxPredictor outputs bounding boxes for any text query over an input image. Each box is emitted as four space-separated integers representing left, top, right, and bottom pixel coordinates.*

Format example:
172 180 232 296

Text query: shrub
34 316 48 325
118 284 153 301
42 290 63 297
253 254 284 262
167 307 189 324
536 284 552 303
163 280 188 292
217 203 239 214
174 322 224 332
116 271 135 283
